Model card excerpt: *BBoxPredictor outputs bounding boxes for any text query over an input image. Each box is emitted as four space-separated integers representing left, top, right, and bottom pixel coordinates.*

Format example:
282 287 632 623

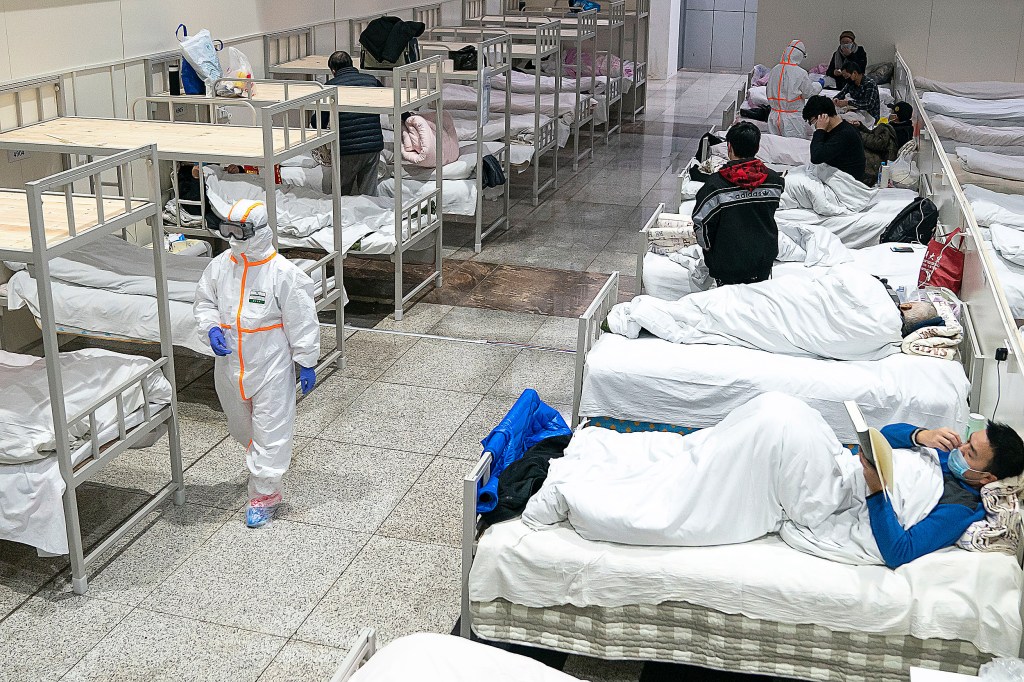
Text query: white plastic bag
216 47 253 97
180 29 222 94
980 657 1024 681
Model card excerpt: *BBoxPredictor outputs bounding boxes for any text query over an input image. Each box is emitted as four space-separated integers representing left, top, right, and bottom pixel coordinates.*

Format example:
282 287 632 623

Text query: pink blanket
401 112 460 168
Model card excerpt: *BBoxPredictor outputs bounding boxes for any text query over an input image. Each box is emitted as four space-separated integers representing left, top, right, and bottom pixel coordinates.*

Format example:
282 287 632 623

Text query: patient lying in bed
607 265 940 361
522 392 1024 568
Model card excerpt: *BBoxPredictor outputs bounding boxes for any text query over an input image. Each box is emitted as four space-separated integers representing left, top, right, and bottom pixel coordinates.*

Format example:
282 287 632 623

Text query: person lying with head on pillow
522 393 1024 568
607 266 942 361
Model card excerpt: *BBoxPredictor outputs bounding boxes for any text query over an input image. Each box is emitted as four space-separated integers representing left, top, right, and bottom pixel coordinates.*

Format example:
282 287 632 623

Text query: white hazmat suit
194 226 320 506
767 40 822 138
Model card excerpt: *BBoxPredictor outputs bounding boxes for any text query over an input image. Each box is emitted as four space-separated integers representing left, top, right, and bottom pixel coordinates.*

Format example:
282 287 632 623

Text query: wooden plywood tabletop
0 190 142 252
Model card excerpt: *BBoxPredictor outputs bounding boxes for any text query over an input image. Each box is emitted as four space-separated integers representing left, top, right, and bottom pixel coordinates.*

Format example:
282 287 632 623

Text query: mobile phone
890 245 915 253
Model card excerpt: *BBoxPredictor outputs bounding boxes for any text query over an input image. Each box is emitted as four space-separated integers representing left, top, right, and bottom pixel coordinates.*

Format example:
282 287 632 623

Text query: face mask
948 448 983 482
840 42 855 54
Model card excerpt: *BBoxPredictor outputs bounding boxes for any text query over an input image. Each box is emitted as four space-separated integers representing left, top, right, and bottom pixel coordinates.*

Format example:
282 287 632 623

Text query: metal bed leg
394 247 404 322
169 414 185 506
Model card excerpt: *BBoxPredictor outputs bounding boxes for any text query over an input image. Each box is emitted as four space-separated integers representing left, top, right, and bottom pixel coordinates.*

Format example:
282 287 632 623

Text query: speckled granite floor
0 70 752 682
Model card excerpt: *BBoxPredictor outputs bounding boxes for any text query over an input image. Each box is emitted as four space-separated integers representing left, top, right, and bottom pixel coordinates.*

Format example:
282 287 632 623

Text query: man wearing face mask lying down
605 265 943 361
521 393 1024 568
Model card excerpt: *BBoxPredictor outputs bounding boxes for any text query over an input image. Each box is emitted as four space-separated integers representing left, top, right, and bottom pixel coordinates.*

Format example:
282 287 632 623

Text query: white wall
754 0 1024 82
649 0 682 79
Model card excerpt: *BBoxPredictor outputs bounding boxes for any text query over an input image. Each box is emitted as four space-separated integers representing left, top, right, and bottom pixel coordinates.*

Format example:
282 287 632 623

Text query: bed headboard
0 76 64 133
349 14 383 53
263 26 314 73
572 271 620 426
463 0 487 21
635 202 665 297
413 4 444 30
329 628 376 682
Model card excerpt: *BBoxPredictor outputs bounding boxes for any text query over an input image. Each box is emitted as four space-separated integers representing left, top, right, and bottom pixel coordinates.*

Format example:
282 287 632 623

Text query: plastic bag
179 27 222 94
176 25 205 95
980 657 1024 681
216 47 253 97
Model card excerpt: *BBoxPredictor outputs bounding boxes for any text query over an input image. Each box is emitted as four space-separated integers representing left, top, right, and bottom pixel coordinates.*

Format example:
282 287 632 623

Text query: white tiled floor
0 69 748 681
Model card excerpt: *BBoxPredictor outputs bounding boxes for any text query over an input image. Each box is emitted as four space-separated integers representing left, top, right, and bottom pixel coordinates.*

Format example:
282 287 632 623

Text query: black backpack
880 197 938 244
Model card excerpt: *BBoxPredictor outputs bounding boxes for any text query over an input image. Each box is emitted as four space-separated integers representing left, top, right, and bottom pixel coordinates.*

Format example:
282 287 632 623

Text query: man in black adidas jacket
692 122 786 286
323 51 385 196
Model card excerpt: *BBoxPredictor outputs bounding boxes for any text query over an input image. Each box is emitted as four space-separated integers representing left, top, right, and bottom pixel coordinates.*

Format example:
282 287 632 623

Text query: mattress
923 92 1024 124
954 164 1024 196
915 77 1024 100
578 334 970 443
469 519 1021 658
957 147 1024 182
470 600 993 681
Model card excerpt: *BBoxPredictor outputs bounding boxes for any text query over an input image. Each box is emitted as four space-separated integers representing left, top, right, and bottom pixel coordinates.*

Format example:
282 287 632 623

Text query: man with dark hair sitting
692 122 785 286
804 95 866 182
321 51 385 196
834 59 881 126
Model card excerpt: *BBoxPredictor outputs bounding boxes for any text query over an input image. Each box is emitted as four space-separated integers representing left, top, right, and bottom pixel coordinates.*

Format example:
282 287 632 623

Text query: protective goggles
213 221 257 241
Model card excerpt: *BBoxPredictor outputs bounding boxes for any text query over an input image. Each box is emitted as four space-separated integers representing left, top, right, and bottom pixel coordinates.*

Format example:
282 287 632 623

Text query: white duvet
958 147 1024 182
711 134 811 168
776 188 918 248
443 83 591 120
779 164 878 216
610 265 902 361
915 77 1024 100
204 166 333 239
964 184 1024 229
579 334 970 444
923 92 1024 124
932 114 1024 147
525 393 940 566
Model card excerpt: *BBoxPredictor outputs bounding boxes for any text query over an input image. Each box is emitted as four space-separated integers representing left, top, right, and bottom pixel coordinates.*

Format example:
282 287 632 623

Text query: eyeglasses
214 221 257 241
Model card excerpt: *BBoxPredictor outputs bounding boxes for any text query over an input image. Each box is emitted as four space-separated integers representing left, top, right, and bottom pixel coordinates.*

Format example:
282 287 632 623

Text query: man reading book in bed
521 393 1024 568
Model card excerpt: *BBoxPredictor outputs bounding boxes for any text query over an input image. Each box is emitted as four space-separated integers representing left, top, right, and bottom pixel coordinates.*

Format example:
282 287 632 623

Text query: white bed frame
420 30 514 251
330 628 377 682
0 145 184 595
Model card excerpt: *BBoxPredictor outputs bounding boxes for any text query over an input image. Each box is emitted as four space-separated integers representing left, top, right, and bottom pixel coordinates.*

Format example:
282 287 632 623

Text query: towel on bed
608 264 903 361
780 164 878 216
900 301 962 360
957 475 1024 555
401 111 460 168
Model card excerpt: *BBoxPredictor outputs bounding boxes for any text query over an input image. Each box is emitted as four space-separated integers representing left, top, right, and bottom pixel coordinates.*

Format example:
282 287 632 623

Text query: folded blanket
958 147 1024 182
647 219 696 255
401 111 460 168
900 301 962 360
163 199 205 228
957 475 1024 555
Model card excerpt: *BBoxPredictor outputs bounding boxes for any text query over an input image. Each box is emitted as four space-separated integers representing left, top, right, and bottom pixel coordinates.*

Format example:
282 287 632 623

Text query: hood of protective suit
781 40 806 66
229 226 275 261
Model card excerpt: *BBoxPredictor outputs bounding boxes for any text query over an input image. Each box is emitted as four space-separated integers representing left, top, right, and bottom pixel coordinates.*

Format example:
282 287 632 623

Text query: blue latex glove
208 327 231 356
299 366 316 395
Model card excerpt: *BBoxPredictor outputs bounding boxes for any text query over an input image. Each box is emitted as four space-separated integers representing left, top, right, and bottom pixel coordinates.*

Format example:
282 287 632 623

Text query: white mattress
957 147 1024 183
579 334 970 443
923 92 1024 124
915 77 1024 100
470 519 1022 657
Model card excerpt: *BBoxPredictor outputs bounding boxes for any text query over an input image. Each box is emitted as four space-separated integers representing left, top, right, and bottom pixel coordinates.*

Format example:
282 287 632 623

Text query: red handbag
918 227 966 294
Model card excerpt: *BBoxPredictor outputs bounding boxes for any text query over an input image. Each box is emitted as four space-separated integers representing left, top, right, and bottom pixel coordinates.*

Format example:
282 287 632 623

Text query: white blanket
204 166 333 239
349 634 581 682
991 223 1024 266
932 114 1024 147
923 92 1024 124
915 77 1024 100
0 348 172 465
958 147 1024 182
776 188 918 248
579 334 970 444
711 134 811 168
964 184 1024 229
443 83 588 119
780 165 878 216
610 265 902 361
489 70 578 94
524 393 941 566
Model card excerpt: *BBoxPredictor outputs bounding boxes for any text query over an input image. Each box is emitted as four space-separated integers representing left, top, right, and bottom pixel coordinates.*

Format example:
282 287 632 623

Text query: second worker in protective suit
195 200 320 528
767 40 822 139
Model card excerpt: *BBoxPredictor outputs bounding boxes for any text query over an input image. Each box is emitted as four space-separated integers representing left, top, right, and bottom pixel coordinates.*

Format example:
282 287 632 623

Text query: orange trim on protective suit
228 250 280 401
226 199 244 221
773 42 804 129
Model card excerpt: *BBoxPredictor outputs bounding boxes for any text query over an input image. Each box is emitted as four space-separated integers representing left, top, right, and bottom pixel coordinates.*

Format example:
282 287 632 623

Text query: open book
845 401 895 495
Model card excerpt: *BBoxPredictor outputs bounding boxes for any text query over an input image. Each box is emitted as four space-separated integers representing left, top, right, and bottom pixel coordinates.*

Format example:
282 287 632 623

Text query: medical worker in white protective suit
194 200 320 528
767 40 822 138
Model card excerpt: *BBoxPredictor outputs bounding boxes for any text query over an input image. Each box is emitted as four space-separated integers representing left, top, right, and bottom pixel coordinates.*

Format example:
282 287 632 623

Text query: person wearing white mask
827 30 867 90
194 201 320 528
766 40 822 139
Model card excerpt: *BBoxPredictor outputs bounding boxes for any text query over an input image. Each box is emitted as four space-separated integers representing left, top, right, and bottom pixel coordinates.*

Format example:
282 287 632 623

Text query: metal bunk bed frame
420 30 514 251
0 144 184 595
500 0 626 144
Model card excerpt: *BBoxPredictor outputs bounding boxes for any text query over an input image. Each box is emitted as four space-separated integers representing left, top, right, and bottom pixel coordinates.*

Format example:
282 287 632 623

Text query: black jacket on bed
320 68 385 157
359 16 425 64
692 159 785 285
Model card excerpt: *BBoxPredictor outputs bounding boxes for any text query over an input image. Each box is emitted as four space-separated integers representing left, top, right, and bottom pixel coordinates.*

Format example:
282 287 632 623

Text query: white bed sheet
579 334 970 443
470 519 1022 657
915 77 1024 100
923 92 1024 124
776 188 918 248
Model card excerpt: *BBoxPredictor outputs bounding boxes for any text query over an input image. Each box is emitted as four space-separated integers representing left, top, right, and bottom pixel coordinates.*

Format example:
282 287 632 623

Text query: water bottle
965 413 987 440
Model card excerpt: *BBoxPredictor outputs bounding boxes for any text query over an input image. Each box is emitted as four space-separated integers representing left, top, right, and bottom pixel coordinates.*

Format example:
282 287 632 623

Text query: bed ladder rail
263 26 314 74
572 271 620 427
461 452 494 639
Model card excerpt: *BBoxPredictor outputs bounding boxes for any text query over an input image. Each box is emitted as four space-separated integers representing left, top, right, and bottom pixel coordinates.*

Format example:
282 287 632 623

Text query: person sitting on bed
834 60 881 126
827 30 867 90
889 101 915 149
319 51 385 196
691 122 786 286
804 95 866 182
849 117 899 186
522 392 1024 569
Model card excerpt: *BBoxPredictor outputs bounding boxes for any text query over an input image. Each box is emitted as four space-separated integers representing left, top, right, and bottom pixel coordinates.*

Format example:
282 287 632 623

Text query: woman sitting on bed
522 393 1024 568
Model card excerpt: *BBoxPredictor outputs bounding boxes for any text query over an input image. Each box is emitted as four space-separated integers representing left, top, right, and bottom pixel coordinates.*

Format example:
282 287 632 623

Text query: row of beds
451 59 1024 681
0 0 650 597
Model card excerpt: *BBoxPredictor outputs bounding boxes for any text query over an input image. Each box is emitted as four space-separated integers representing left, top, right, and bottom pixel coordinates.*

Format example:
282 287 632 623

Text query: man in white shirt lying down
606 265 940 361
521 393 1024 568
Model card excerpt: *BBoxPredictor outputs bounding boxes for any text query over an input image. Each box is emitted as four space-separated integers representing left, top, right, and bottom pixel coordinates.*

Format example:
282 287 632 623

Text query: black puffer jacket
324 68 385 156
